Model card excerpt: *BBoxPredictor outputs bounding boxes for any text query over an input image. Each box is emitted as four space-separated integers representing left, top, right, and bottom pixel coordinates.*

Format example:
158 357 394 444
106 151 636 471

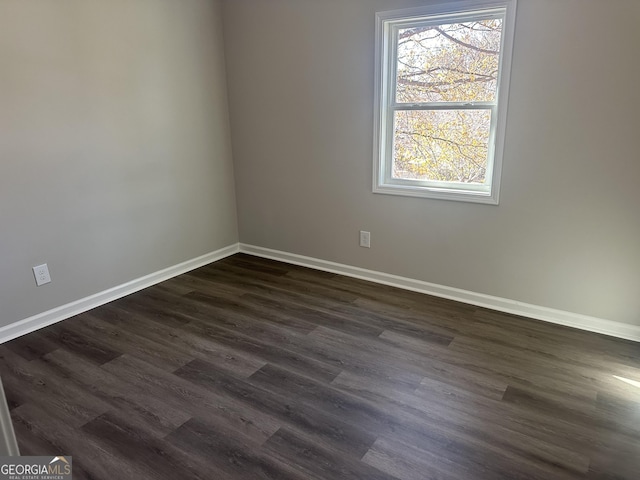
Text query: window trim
373 0 517 204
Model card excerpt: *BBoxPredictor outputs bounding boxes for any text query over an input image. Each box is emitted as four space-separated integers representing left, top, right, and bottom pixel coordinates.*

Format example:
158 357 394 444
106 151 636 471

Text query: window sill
373 183 499 205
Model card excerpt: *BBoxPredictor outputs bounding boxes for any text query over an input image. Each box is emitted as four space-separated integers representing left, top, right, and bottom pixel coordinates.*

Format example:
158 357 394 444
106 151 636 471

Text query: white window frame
373 0 517 204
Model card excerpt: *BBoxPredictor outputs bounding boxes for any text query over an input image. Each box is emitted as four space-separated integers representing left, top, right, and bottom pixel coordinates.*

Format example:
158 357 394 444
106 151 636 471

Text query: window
373 0 517 204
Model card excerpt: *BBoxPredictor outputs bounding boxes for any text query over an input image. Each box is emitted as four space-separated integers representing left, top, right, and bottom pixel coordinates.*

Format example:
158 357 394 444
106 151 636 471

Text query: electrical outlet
359 231 371 248
33 263 51 286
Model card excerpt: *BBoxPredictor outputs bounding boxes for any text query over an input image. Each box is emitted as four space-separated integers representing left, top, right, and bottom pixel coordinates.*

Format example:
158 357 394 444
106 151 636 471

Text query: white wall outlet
359 231 371 248
33 263 52 286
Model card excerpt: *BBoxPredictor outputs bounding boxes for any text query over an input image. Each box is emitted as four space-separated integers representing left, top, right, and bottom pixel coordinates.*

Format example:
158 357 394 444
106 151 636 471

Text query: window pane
393 109 491 184
396 19 503 103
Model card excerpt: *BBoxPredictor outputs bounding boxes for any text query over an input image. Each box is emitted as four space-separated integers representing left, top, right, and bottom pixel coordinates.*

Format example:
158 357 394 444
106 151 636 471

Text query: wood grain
0 253 638 479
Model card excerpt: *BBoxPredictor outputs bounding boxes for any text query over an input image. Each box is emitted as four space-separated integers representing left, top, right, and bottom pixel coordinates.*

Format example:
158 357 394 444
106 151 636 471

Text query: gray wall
223 0 640 325
0 0 238 326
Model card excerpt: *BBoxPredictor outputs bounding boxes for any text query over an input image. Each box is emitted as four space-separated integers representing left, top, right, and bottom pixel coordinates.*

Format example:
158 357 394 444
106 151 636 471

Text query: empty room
1 0 639 478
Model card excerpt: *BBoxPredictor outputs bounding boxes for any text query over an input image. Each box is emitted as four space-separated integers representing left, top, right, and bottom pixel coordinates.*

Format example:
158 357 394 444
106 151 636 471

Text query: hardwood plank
4 330 59 361
109 292 194 329
98 302 266 378
413 377 597 457
203 259 360 304
262 427 397 480
166 417 312 480
184 290 321 336
382 329 600 405
586 431 640 480
175 358 376 458
162 271 247 299
239 292 384 338
12 402 148 480
11 413 61 457
182 318 341 383
0 346 110 428
81 411 220 480
503 385 640 440
362 436 470 480
42 348 192 437
101 354 281 445
0 253 638 479
333 370 589 476
40 322 122 365
190 263 359 307
76 312 194 372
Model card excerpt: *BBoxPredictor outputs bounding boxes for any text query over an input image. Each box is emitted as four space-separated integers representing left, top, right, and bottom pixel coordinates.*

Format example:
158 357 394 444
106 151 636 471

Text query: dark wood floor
1 254 639 479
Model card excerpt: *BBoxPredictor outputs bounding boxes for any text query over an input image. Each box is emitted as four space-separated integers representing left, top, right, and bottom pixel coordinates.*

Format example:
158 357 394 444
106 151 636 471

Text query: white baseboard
5 242 638 344
239 243 640 343
0 243 240 344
